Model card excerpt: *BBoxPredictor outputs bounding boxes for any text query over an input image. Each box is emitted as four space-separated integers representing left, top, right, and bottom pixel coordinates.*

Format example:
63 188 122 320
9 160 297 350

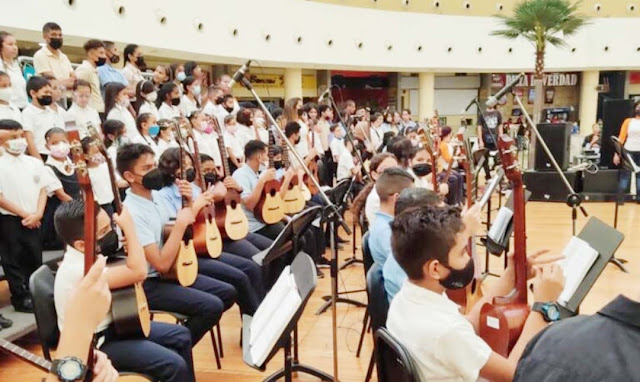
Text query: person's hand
478 140 485 150
21 213 42 229
65 256 111 333
112 206 134 234
308 147 318 159
613 153 620 166
525 249 564 279
193 189 215 213
532 263 565 303
354 164 362 174
211 181 227 202
92 350 118 382
260 168 276 183
438 182 449 196
175 207 195 228
461 203 483 236
223 176 242 192
176 179 193 200
116 179 129 189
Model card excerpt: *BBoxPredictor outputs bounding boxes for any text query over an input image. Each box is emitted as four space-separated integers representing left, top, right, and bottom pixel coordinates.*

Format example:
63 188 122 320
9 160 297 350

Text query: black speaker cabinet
600 99 634 169
523 170 582 202
534 123 571 171
583 169 620 194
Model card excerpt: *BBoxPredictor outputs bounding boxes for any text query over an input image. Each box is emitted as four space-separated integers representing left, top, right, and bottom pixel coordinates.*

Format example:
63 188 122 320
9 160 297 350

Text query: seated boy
387 204 564 382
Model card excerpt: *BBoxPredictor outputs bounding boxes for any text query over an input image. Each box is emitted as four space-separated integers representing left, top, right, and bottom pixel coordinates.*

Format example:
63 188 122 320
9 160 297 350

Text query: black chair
374 327 420 382
29 265 155 381
363 261 390 382
356 232 372 357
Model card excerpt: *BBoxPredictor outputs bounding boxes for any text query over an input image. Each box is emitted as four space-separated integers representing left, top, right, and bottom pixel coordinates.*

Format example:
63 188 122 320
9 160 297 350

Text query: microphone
464 97 477 112
486 72 525 107
228 60 251 88
318 87 331 103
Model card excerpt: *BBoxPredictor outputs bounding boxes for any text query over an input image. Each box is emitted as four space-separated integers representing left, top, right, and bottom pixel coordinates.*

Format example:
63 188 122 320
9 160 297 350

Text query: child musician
81 137 115 217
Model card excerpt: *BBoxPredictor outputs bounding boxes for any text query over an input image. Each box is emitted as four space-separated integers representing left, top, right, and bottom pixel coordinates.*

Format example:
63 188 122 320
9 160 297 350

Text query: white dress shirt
179 95 198 118
193 129 223 168
0 153 46 215
295 121 310 157
88 161 115 205
139 101 159 119
21 104 65 154
223 131 244 161
0 103 22 123
65 103 101 139
121 62 144 86
158 102 181 121
337 149 355 180
0 60 28 109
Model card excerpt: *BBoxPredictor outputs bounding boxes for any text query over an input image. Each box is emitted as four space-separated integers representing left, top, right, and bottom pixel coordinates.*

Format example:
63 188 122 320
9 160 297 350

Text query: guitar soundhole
269 189 276 197
230 200 237 208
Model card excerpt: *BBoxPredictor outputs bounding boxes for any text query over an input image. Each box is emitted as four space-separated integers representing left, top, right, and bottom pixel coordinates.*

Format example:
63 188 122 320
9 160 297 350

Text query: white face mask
192 85 201 96
118 97 130 107
6 137 27 155
145 91 158 103
255 117 265 127
0 87 12 103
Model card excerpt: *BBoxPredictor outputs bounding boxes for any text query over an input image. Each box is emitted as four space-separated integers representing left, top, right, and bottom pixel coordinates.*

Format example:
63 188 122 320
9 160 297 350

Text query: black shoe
316 268 325 278
0 314 13 328
13 297 34 314
317 256 331 269
337 236 350 244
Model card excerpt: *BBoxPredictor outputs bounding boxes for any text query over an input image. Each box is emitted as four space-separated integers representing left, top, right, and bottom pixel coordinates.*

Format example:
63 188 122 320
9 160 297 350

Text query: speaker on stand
534 123 571 171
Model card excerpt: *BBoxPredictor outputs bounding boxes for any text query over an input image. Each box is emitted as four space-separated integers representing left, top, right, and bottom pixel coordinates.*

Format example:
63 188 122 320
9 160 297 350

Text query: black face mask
141 168 165 190
38 95 53 106
439 257 475 290
135 56 146 68
185 168 196 183
274 160 284 170
412 163 432 177
109 54 120 64
171 97 181 106
97 230 119 257
95 57 107 67
204 172 217 187
215 96 224 105
49 38 63 50
224 106 234 113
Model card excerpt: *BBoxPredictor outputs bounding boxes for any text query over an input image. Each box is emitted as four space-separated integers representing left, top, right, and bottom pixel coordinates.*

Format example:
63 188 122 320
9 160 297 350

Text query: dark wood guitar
479 135 529 357
280 135 306 214
255 128 285 224
86 125 151 338
161 119 199 287
418 123 439 191
210 118 249 240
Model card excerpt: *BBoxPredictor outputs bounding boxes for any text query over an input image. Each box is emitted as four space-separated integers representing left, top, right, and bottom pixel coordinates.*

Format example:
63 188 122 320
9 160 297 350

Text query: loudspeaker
534 123 571 171
523 170 582 202
600 99 634 169
583 169 620 194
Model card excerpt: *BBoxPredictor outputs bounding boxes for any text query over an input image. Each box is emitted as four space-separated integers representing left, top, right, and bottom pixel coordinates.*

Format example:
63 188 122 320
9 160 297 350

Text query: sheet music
488 207 513 243
250 266 292 345
558 237 599 305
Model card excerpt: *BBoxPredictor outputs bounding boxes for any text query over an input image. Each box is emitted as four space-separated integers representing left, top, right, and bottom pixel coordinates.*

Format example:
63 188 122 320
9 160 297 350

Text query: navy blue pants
101 322 194 382
618 151 640 201
143 276 226 345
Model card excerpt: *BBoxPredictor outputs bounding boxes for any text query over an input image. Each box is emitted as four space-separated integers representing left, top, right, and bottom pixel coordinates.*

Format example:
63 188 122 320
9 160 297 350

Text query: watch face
547 305 561 321
59 360 82 379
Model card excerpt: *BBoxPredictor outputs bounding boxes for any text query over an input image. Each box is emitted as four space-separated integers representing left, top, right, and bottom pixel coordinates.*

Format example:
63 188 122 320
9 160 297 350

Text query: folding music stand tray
558 216 625 318
243 252 332 382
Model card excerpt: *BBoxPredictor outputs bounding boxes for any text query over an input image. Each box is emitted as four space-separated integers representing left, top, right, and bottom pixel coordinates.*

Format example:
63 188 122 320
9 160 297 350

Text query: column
579 70 600 135
418 72 435 122
284 68 303 100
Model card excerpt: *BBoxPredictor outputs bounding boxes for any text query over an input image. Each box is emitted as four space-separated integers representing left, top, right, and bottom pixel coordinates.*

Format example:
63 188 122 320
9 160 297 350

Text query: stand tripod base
264 361 334 382
609 257 629 273
339 256 363 270
316 296 366 315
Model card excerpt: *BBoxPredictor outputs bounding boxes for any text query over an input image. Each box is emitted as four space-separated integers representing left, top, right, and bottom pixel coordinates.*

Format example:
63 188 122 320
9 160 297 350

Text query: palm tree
492 0 588 166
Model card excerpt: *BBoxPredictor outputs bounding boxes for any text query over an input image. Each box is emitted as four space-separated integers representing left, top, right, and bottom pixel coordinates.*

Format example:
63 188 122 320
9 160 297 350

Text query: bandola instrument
254 128 285 224
279 133 306 214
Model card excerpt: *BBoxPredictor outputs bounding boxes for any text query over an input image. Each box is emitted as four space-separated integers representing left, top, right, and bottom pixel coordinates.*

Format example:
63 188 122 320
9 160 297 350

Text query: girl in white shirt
179 76 200 118
190 111 223 170
81 136 115 216
0 72 21 123
156 119 179 155
105 82 139 140
66 80 101 138
133 80 159 119
0 32 28 109
284 97 309 158
131 113 161 159
235 107 257 149
223 114 244 173
252 108 270 144
102 119 131 190
157 82 182 121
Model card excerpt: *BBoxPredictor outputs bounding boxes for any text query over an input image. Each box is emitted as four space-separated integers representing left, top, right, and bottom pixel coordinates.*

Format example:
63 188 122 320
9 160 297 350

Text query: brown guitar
161 119 199 287
210 118 249 240
85 125 151 339
479 135 529 357
303 122 320 197
280 136 306 214
255 129 285 224
181 121 223 258
418 123 439 191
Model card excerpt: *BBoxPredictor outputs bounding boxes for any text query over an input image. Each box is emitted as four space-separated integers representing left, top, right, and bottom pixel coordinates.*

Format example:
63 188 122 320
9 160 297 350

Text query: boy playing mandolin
387 204 564 382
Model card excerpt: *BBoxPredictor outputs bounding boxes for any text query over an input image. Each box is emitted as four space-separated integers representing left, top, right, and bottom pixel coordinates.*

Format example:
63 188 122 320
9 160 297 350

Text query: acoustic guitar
85 125 151 339
254 128 285 224
280 135 306 214
479 135 529 357
181 121 223 258
210 118 249 240
302 121 320 198
161 119 199 287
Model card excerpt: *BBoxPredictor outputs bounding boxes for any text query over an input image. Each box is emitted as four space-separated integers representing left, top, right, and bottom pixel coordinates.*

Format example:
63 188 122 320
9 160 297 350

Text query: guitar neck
512 182 527 302
0 339 51 372
215 125 232 178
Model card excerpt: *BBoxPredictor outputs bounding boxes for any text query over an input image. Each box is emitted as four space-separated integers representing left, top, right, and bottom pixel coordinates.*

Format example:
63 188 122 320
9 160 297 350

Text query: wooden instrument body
418 124 439 191
214 189 249 240
479 135 529 357
281 146 305 214
303 160 319 197
255 179 285 224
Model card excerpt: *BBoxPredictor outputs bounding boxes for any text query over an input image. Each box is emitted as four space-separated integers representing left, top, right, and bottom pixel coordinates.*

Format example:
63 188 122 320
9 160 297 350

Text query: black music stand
557 216 625 318
484 189 532 257
611 137 639 230
243 252 332 382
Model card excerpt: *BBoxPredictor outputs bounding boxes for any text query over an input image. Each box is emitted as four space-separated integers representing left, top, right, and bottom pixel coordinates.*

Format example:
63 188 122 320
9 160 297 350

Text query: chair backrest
362 231 374 277
331 178 352 206
374 327 421 382
366 262 388 332
358 209 369 235
29 265 59 360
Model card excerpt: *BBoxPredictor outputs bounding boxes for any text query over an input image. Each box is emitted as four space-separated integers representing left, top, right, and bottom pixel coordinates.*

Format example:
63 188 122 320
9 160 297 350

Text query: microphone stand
237 74 348 382
513 95 588 236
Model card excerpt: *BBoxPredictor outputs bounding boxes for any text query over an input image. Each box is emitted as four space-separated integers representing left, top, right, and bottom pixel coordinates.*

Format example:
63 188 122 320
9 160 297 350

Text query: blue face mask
148 124 160 138
176 72 187 82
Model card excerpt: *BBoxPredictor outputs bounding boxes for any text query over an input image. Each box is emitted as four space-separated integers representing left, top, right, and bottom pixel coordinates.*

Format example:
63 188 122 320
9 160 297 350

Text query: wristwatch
50 356 87 382
532 302 561 322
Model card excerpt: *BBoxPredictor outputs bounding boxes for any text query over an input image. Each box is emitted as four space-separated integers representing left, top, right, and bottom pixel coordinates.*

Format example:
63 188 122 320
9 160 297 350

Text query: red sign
491 74 505 88
493 72 579 87
630 72 640 85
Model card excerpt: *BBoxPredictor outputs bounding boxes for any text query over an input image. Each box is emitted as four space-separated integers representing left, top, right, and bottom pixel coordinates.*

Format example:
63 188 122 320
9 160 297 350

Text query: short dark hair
26 76 50 96
81 136 95 153
200 153 214 164
374 167 414 203
395 188 440 215
440 126 452 138
329 124 339 133
391 205 463 280
272 145 283 156
116 143 155 176
156 82 177 109
73 79 91 91
0 119 22 131
43 22 61 33
54 199 100 247
103 41 116 49
45 127 66 141
272 108 284 121
83 39 104 52
303 102 318 114
388 137 414 167
136 113 153 134
123 43 138 63
245 140 267 159
158 147 190 187
222 94 234 103
318 104 331 115
223 114 236 125
183 61 199 77
236 108 253 126
285 121 301 138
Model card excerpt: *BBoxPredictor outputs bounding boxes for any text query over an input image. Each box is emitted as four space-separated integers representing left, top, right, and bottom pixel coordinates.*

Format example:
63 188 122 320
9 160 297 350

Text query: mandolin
479 135 529 357
280 135 306 214
210 118 249 240
85 125 151 339
254 128 285 224
418 123 439 191
161 119 199 287
302 121 320 197
181 120 223 258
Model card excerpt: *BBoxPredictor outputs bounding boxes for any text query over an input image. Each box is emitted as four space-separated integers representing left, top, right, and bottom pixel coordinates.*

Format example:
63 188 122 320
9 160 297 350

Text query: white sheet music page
488 207 513 243
250 266 291 345
558 237 599 305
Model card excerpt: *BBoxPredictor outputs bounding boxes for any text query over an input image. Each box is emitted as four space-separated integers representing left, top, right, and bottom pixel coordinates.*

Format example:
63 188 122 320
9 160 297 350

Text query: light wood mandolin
280 136 306 214
255 128 285 224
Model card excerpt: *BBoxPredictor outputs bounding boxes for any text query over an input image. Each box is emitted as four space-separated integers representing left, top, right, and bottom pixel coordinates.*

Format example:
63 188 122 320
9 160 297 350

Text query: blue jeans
101 322 194 382
618 151 640 200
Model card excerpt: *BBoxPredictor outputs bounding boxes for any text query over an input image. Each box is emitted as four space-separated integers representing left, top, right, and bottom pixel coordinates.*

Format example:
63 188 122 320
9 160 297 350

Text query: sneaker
0 314 13 329
317 256 331 269
13 297 34 314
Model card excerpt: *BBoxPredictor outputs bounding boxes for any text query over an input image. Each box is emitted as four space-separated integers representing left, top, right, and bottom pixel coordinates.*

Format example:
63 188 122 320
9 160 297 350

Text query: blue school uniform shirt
232 164 265 233
383 253 408 303
156 183 201 218
368 211 393 266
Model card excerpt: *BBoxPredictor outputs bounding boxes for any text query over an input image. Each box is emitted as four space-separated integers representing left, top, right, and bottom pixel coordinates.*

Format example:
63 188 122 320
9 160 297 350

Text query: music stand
484 189 532 257
243 252 332 382
610 137 639 230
